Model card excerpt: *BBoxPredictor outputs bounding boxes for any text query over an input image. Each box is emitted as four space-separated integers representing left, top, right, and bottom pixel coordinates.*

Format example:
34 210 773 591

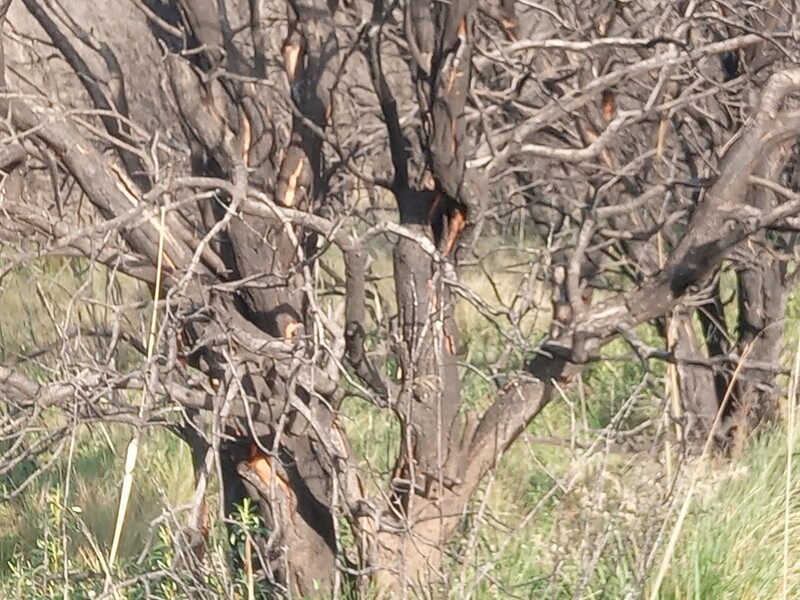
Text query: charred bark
3 2 800 598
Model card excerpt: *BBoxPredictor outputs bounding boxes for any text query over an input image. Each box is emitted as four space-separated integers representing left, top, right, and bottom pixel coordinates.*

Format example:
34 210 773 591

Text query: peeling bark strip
276 0 338 210
3 1 800 597
371 0 478 544
142 0 343 593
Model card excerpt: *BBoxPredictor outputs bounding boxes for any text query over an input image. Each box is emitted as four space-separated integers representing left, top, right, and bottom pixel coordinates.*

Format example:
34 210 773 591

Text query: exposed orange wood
247 445 296 522
282 158 304 207
109 162 139 206
602 90 615 122
501 18 518 42
445 333 456 355
110 161 178 269
597 13 612 37
240 108 252 168
284 321 302 341
457 17 468 38
428 191 443 222
446 67 459 93
283 42 302 81
444 208 466 256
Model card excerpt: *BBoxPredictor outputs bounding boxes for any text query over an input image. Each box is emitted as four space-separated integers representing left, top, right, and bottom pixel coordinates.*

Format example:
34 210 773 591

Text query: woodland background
1 0 800 599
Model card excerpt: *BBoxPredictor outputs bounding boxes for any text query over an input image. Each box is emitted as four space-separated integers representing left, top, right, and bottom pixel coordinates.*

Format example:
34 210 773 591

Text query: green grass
0 426 195 571
658 432 800 599
441 414 800 599
3 253 800 600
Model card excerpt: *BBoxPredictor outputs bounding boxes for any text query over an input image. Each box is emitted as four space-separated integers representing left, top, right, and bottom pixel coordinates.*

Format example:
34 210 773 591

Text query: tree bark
3 3 800 598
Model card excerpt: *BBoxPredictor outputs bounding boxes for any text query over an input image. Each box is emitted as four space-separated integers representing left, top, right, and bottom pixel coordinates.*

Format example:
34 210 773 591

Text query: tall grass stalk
648 344 751 600
782 334 800 599
105 206 167 590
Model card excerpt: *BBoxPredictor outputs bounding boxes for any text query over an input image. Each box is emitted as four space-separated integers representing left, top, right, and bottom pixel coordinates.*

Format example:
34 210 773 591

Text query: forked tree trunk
664 308 720 447
674 152 795 451
156 0 346 594
730 176 792 438
4 2 800 598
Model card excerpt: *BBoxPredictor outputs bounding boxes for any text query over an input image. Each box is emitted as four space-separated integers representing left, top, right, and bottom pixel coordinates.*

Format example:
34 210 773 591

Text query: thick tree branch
469 67 800 478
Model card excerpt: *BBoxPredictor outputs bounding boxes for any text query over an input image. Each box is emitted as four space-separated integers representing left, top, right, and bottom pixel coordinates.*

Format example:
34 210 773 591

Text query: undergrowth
1 258 799 599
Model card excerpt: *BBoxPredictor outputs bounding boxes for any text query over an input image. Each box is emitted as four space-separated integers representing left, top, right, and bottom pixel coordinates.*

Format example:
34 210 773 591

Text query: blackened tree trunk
2 1 800 598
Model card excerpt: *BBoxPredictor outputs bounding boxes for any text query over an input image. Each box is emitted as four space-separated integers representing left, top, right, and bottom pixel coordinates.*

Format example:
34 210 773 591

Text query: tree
1 0 799 596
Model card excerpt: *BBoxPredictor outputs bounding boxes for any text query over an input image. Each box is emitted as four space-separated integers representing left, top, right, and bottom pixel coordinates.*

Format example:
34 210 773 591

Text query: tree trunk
731 231 789 437
666 308 720 448
3 2 800 598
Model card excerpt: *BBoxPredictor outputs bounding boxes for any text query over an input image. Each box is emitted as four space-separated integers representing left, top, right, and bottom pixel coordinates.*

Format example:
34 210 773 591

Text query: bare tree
1 0 799 596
